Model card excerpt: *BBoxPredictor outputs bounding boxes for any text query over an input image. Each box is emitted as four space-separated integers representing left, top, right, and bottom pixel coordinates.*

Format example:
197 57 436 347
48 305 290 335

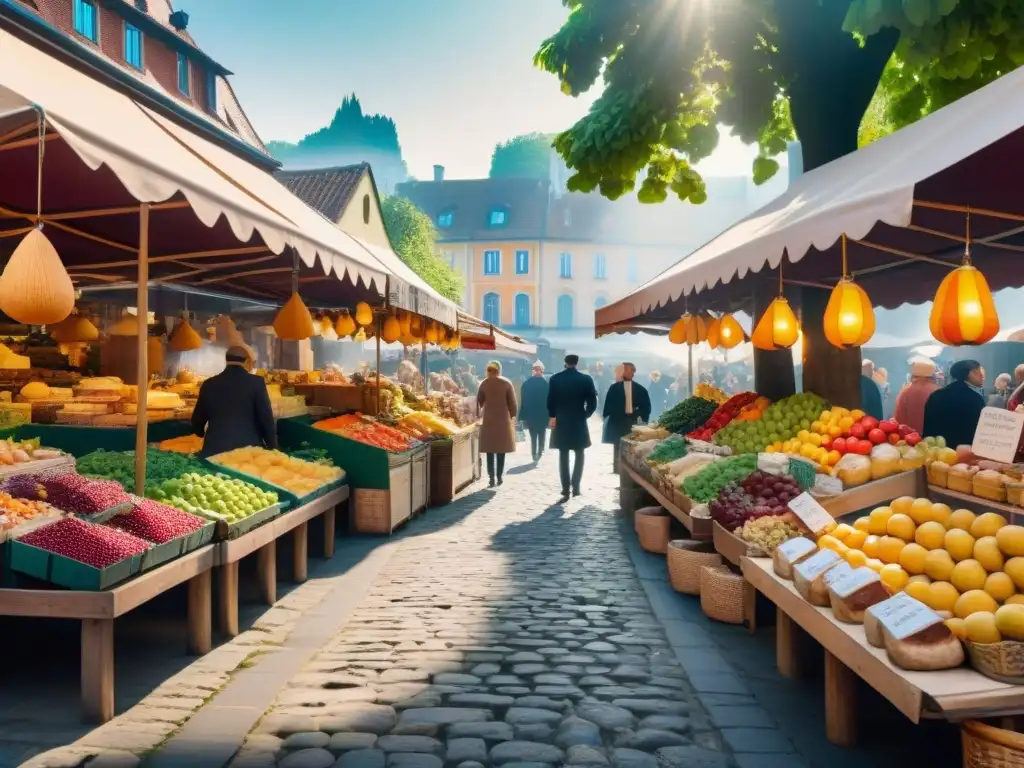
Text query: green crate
9 539 142 590
217 503 282 540
139 537 183 572
199 462 296 511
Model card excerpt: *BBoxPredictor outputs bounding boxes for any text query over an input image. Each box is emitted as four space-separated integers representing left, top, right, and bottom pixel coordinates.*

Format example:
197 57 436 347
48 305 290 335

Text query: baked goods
926 460 950 488
883 621 965 671
865 593 921 648
827 566 888 624
772 536 817 580
792 549 842 606
973 469 1009 502
947 463 978 494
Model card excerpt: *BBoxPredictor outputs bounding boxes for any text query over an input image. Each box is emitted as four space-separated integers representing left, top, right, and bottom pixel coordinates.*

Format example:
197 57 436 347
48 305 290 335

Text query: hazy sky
188 0 758 180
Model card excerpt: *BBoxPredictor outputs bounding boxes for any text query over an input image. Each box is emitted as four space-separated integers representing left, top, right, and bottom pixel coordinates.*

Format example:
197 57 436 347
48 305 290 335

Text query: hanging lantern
425 322 440 344
0 228 75 325
668 315 688 345
685 313 713 345
398 330 415 346
717 313 745 350
169 317 203 351
705 316 721 349
824 279 875 348
381 314 401 344
752 298 799 350
51 311 99 343
453 332 462 349
410 314 424 338
108 313 141 336
398 311 412 336
335 310 356 337
354 302 373 327
147 336 166 379
930 265 999 345
273 292 315 341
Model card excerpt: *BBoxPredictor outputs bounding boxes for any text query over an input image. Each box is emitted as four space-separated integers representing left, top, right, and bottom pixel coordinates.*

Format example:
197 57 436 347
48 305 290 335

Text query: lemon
995 604 1024 640
1005 557 1024 590
879 564 909 591
817 534 841 552
886 513 917 542
971 512 1008 539
831 523 854 543
845 529 868 551
996 525 1024 557
949 509 977 532
868 507 893 536
974 537 1006 573
907 574 932 586
984 572 1016 603
927 581 960 612
890 496 914 517
846 549 868 568
954 589 998 619
853 517 871 533
898 543 929 575
877 536 906 565
950 560 987 593
905 580 931 604
862 535 881 559
1006 595 1024 606
964 612 1002 644
915 521 947 550
924 549 955 581
910 497 934 525
944 529 976 562
945 617 968 641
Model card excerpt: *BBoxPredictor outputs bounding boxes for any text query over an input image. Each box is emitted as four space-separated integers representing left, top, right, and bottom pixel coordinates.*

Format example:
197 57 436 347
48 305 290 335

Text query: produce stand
819 471 926 518
741 556 1024 746
620 463 711 541
0 544 215 723
927 485 1024 522
428 426 479 506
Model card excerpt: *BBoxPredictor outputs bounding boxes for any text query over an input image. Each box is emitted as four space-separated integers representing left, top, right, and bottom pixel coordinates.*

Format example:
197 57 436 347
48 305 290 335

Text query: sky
187 0 760 180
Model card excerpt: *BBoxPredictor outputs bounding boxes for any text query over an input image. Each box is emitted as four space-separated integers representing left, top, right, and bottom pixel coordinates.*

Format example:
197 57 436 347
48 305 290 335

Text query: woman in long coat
477 361 518 487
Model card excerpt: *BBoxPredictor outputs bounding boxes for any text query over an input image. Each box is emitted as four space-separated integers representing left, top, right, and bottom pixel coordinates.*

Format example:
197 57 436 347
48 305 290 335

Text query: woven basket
636 507 670 554
352 489 393 534
667 540 722 595
700 565 751 625
966 641 1024 685
962 720 1024 768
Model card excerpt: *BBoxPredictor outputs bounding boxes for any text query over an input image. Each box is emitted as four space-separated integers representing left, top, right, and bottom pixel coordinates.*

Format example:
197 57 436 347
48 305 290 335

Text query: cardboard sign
973 407 1024 464
829 567 880 599
788 492 834 534
874 594 942 641
776 537 816 564
793 549 840 582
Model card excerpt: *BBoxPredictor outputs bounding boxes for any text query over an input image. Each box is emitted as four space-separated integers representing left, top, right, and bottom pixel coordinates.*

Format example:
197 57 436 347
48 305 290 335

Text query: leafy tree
381 196 464 304
535 0 1024 203
489 133 555 178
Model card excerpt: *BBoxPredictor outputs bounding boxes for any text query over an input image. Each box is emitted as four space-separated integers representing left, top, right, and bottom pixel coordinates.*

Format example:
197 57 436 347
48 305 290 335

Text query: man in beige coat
477 360 518 486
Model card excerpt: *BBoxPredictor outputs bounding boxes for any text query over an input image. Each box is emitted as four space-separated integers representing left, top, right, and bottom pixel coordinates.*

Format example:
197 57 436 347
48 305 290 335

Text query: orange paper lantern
717 313 745 349
824 279 875 348
668 315 688 345
706 316 722 349
929 265 999 345
752 297 799 351
685 313 713 345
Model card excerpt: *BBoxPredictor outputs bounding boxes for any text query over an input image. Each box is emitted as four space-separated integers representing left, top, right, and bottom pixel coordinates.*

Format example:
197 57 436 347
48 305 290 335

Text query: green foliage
381 196 463 304
535 0 1018 203
490 133 555 178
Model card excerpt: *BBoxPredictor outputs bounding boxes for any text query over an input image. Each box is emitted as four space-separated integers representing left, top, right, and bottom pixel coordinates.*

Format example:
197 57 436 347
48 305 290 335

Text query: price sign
776 537 816 563
793 549 840 582
823 561 855 588
973 407 1024 464
830 567 880 599
788 492 834 534
874 594 941 640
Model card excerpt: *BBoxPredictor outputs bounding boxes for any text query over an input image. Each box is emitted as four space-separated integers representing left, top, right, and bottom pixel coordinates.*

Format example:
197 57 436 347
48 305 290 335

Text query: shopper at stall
477 361 518 487
519 361 550 462
988 372 1014 409
192 346 276 458
860 359 884 420
923 359 986 449
894 359 939 435
547 354 598 502
603 362 652 473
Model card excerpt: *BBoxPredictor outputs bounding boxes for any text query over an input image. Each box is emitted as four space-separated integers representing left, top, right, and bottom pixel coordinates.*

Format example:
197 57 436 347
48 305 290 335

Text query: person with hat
894 359 940 435
519 361 550 462
923 359 986 449
191 346 277 458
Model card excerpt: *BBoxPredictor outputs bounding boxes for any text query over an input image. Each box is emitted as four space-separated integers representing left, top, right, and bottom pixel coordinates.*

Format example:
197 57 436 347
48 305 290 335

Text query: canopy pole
687 345 693 397
134 203 150 495
375 315 382 416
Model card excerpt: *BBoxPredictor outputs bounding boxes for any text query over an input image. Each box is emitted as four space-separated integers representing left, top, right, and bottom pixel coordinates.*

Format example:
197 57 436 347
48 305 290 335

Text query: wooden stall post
752 286 797 402
292 521 309 583
218 561 239 637
323 505 336 558
375 315 382 414
82 618 114 723
776 608 803 678
257 540 277 604
186 569 212 655
824 650 857 746
134 203 150 494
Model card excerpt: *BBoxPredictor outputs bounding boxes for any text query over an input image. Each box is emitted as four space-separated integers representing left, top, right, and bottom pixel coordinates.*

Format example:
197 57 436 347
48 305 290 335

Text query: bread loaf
772 536 817 580
883 621 965 671
827 567 888 624
792 549 842 606
865 593 921 648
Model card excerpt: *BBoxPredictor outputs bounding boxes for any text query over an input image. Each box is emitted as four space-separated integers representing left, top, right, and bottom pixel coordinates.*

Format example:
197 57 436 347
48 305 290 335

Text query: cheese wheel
883 622 965 671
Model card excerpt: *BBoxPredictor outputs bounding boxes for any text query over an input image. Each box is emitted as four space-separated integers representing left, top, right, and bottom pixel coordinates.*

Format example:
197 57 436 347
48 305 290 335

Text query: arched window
482 292 500 326
557 294 574 329
594 295 608 309
362 194 371 224
514 293 531 327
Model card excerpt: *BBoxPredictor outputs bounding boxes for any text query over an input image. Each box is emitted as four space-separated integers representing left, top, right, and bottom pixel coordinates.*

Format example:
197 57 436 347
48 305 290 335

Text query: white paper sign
793 549 840 582
829 567 880 599
823 561 855 588
973 407 1024 464
788 492 834 534
776 537 816 564
874 594 942 640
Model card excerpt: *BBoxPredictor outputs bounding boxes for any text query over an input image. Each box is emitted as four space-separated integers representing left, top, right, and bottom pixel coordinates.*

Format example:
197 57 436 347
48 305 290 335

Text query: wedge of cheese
792 549 842 606
827 566 889 624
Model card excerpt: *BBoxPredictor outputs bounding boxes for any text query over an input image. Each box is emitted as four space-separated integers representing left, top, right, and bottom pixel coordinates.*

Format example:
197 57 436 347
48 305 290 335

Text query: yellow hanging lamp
273 291 315 341
335 310 357 337
929 210 999 346
705 316 721 349
354 301 373 327
169 315 203 352
51 311 99 343
716 313 745 350
751 262 800 350
398 311 412 336
381 313 401 344
823 235 875 348
668 315 688 345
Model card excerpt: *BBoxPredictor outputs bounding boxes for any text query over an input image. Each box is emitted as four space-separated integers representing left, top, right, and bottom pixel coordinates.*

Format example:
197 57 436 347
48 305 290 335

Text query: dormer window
124 23 143 70
437 210 454 228
488 208 508 227
177 53 191 96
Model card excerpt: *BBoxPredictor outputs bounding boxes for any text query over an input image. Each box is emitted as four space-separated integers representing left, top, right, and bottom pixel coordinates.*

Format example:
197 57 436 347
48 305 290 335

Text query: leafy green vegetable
646 435 688 465
657 397 718 435
78 448 209 492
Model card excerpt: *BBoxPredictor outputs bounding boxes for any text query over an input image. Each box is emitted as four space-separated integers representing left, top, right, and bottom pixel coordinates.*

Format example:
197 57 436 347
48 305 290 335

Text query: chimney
433 165 445 182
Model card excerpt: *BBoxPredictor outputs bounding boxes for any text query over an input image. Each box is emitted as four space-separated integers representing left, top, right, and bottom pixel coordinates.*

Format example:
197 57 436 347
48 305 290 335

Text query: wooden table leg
323 505 336 559
293 521 308 583
82 618 114 723
744 584 757 633
776 608 802 678
824 650 857 746
218 561 239 638
257 539 277 605
187 569 212 655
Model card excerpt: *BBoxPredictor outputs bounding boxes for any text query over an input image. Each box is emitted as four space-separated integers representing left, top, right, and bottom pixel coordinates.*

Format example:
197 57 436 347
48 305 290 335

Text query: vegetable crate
200 462 299 511
9 539 142 590
139 521 216 572
218 503 282 541
354 445 430 533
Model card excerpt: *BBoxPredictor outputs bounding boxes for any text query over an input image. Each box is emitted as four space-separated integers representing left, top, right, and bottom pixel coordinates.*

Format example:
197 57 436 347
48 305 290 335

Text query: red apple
905 432 922 446
860 416 879 431
832 437 847 454
888 433 902 446
850 423 867 439
879 419 899 434
868 428 886 445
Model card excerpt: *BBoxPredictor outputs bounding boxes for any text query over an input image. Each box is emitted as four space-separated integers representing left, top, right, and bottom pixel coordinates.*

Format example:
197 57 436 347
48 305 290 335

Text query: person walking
603 362 652 472
923 359 986 449
893 359 940 435
477 361 518 487
547 354 597 502
192 346 277 458
519 361 550 462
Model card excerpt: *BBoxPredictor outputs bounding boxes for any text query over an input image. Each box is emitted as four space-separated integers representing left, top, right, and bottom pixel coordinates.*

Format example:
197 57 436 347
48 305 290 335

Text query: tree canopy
535 0 1024 203
381 196 464 304
489 133 555 178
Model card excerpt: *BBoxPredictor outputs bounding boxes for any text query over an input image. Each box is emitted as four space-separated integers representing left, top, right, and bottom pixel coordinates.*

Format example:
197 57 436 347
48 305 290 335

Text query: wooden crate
353 461 413 534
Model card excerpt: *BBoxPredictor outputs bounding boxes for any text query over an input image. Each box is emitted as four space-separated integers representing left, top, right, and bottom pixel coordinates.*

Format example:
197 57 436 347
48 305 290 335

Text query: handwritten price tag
788 492 834 534
793 549 840 582
874 594 941 640
829 567 880 599
776 537 816 564
973 407 1024 464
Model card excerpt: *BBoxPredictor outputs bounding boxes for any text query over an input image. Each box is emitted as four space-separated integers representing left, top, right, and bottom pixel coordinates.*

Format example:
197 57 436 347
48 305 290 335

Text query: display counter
619 462 712 541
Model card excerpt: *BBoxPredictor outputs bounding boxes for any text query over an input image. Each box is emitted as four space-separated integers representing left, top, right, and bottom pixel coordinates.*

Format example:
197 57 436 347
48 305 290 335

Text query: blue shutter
483 293 500 325
514 294 531 327
177 53 191 95
74 0 98 42
557 295 574 329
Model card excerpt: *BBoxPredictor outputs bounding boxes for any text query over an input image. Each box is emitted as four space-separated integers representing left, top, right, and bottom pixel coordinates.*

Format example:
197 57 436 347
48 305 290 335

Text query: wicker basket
636 507 670 554
667 539 722 595
966 641 1024 685
700 565 751 625
962 720 1024 768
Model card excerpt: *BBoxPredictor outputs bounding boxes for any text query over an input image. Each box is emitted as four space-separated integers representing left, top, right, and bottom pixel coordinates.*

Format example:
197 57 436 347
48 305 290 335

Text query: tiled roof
396 178 549 241
275 164 369 223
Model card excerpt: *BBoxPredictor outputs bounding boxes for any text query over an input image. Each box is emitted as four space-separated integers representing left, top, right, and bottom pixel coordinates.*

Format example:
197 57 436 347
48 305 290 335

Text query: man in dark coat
923 359 987 449
547 354 597 502
519 360 550 462
192 346 277 458
603 362 652 472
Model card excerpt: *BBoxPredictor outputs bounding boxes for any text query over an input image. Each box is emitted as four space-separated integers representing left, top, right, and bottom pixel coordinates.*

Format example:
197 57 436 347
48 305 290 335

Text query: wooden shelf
928 485 1022 521
622 464 711 541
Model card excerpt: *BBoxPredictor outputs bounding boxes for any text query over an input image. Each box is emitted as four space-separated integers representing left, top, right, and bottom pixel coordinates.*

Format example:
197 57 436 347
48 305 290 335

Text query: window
362 194 371 225
206 71 218 112
73 0 98 42
482 293 500 325
628 255 639 283
559 252 573 279
557 294 574 329
593 253 607 280
489 208 508 227
515 250 529 275
123 23 143 69
595 295 609 309
483 250 500 275
514 294 531 327
177 53 191 96
437 211 454 228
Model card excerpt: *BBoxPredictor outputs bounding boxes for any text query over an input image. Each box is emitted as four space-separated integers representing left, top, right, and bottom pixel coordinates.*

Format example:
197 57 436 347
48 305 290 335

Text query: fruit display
396 411 459 439
739 516 803 553
713 392 828 455
313 414 419 452
19 516 149 568
7 472 131 515
693 382 729 404
0 492 63 536
710 470 804 532
77 448 208 491
148 472 278 522
0 437 63 466
210 446 344 497
646 435 688 465
656 396 719 435
157 434 204 454
687 393 764 442
683 453 758 503
108 498 207 544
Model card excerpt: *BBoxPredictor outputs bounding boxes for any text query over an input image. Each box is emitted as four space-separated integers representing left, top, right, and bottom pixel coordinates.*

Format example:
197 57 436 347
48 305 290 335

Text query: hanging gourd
425 322 440 344
823 236 875 348
717 313 745 350
51 312 99 343
929 213 998 345
354 301 373 327
398 311 412 337
705 316 721 349
335 310 356 337
410 314 424 338
148 336 166 378
0 228 75 325
273 292 315 341
398 329 415 346
381 313 401 344
108 313 141 336
318 316 335 337
668 315 688 345
169 317 203 351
